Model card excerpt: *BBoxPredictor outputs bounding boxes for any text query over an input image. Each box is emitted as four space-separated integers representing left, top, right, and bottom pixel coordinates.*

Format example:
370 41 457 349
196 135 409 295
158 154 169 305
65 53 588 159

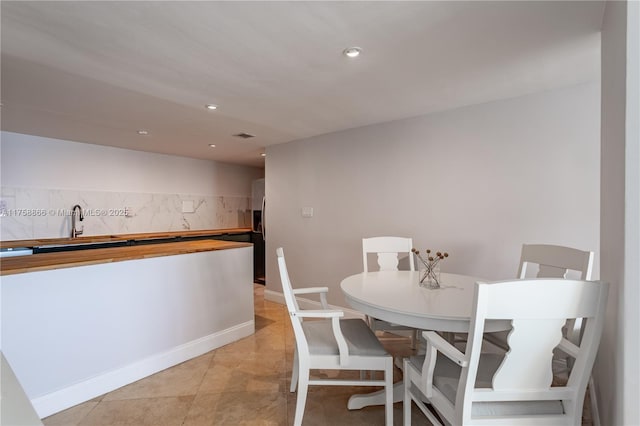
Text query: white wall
0 132 264 238
597 1 640 424
265 82 600 308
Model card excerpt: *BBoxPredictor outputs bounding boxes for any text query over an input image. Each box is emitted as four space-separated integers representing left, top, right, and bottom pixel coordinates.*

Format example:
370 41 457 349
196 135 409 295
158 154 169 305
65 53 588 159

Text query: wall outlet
301 207 313 218
182 200 195 213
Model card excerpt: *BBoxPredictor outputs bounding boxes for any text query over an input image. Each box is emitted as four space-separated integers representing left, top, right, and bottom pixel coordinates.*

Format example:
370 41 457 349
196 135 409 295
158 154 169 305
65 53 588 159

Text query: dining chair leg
385 359 394 426
290 348 299 392
403 359 411 426
294 368 309 426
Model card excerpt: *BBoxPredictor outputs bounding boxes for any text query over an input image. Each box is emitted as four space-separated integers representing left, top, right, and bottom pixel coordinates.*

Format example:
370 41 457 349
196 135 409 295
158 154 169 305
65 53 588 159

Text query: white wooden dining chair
277 247 394 426
403 278 608 426
362 237 419 347
485 244 594 353
517 244 594 280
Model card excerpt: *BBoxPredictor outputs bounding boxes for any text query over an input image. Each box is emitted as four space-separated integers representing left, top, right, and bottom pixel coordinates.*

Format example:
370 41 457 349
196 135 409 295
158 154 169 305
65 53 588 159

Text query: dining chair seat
303 319 388 356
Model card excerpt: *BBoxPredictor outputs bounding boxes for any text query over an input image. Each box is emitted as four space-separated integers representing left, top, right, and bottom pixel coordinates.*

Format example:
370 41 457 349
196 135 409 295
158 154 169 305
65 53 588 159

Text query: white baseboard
32 320 254 419
263 289 364 319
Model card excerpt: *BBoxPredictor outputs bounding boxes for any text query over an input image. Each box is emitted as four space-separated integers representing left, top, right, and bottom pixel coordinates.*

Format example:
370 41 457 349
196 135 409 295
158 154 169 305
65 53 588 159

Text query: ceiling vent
233 132 255 139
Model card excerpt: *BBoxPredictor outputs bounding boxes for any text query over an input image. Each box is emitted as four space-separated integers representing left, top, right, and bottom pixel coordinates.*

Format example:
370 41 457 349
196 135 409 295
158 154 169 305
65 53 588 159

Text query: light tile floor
43 284 592 426
43 285 424 426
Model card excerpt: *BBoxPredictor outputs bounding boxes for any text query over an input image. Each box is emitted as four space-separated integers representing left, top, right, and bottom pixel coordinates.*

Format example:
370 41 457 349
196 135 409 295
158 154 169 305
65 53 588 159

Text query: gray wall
265 82 600 308
598 1 640 424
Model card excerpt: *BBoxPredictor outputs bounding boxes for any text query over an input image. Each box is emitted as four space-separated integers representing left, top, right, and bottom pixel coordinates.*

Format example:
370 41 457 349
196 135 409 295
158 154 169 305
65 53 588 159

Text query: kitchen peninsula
0 228 255 419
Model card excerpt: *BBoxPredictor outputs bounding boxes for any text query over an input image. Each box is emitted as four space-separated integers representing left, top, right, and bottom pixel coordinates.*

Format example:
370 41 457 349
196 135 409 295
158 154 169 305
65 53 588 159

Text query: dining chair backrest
362 236 415 273
458 279 608 425
517 244 594 280
277 247 302 318
276 247 345 363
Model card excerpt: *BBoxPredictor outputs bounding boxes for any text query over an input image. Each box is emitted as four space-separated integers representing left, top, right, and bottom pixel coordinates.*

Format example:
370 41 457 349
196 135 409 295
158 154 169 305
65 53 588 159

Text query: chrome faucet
71 204 84 238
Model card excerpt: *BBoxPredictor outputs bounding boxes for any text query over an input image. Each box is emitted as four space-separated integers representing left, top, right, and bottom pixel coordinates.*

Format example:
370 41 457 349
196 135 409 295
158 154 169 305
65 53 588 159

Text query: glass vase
418 262 441 289
426 263 441 289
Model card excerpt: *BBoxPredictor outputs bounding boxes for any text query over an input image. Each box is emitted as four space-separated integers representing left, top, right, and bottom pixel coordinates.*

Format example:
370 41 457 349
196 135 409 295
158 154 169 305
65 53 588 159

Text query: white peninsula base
0 245 254 419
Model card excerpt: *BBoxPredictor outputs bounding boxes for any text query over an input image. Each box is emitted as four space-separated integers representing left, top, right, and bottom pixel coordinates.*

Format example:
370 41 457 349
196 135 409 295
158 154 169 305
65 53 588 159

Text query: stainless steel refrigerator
251 178 265 284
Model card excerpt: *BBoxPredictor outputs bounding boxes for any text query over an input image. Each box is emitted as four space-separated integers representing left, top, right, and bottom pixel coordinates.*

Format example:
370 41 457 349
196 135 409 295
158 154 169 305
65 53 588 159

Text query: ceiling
1 1 604 168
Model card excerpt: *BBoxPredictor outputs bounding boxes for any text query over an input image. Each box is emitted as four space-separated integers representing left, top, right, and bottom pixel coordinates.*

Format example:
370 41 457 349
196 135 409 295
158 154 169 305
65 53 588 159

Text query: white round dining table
340 270 510 410
341 271 510 334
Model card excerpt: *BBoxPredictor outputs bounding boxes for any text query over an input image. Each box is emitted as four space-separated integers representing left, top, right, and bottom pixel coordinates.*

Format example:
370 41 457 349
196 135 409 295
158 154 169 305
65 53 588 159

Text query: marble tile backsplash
0 187 251 240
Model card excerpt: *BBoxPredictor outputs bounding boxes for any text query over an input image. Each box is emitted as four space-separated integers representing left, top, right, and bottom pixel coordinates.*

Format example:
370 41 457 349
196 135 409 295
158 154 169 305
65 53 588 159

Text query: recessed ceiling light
209 144 216 148
261 153 266 157
205 104 218 110
343 47 362 58
136 130 149 135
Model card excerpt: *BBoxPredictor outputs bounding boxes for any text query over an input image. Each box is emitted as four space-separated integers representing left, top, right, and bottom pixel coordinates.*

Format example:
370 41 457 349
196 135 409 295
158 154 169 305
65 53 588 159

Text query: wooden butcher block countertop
0 228 252 249
0 239 252 276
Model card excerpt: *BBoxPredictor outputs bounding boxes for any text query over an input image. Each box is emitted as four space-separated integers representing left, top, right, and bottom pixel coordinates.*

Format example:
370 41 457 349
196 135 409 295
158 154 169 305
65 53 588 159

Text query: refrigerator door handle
261 196 266 240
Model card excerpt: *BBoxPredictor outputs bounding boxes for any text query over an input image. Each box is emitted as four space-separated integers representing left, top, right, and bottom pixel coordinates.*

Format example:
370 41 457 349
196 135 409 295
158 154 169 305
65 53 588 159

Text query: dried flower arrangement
411 248 449 288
